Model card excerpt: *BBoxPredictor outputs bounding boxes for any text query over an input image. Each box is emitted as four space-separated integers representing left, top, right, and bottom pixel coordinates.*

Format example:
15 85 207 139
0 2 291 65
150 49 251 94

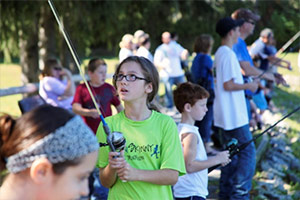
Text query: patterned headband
6 115 99 173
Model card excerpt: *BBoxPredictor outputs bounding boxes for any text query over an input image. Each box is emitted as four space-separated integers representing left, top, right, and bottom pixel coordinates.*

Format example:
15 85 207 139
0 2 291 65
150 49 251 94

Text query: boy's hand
247 81 259 93
216 150 231 166
89 109 100 118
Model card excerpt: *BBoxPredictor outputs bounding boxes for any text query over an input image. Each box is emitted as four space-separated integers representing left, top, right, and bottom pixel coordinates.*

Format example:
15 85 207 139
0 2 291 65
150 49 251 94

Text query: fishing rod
48 0 125 152
208 106 300 173
276 31 300 55
256 41 300 80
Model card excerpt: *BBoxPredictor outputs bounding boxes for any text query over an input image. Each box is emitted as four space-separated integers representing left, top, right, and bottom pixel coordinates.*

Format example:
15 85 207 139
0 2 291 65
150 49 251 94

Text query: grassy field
273 53 300 136
0 56 167 116
0 64 23 116
1 53 300 194
1 53 299 122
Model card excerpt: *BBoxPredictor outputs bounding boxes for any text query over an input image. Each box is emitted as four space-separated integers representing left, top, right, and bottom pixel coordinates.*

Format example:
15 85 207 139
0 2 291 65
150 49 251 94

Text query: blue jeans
164 75 185 108
89 168 109 200
245 98 252 120
195 103 213 143
175 196 205 200
219 124 256 200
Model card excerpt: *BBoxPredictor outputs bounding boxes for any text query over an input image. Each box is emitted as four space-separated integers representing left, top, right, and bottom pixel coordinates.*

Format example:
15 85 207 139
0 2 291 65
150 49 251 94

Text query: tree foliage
0 0 299 76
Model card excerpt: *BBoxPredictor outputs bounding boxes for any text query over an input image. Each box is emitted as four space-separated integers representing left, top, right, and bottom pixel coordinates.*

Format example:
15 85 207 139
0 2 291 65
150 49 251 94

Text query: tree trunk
38 4 57 70
19 30 39 85
57 16 78 74
60 41 78 73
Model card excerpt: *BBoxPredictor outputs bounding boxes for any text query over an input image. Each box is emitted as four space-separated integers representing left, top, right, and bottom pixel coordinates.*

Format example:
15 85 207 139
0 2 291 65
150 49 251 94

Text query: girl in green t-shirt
96 56 186 200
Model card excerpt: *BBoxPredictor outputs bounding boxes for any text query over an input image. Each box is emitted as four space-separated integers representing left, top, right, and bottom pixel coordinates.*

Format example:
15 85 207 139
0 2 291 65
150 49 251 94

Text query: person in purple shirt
39 58 75 110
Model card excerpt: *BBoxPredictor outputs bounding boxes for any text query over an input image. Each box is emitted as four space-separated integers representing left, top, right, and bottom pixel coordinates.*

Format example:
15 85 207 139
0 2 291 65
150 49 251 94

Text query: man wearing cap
232 8 274 80
214 17 258 199
232 8 274 129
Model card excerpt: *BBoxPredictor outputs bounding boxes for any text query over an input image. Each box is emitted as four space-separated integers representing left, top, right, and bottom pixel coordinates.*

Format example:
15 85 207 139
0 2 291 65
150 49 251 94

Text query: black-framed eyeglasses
113 74 149 82
246 20 256 25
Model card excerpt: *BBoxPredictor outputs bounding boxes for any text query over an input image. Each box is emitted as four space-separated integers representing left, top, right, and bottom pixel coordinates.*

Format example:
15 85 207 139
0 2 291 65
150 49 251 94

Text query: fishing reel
108 131 126 152
100 131 126 152
225 138 239 157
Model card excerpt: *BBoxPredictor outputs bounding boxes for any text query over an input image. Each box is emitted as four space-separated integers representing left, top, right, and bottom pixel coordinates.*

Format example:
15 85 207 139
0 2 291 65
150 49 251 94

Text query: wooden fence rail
0 74 113 97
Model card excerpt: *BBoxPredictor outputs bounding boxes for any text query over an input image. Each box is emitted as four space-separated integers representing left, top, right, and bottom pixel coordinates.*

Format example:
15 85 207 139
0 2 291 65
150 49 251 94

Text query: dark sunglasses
246 20 256 25
53 67 62 71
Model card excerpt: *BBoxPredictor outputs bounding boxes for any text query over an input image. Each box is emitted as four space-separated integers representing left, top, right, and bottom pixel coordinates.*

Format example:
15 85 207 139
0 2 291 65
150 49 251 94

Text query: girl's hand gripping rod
48 0 125 152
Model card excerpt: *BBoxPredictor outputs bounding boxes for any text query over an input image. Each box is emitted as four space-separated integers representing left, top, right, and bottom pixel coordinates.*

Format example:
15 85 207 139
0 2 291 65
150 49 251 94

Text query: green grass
1 53 300 196
0 58 120 117
272 53 300 161
1 53 299 120
0 64 23 116
250 53 300 197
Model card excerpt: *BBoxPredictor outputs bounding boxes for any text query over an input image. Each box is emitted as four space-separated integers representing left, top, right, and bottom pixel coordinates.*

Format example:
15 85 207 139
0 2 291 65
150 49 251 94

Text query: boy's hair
113 56 159 109
193 34 214 54
173 82 209 113
88 58 107 73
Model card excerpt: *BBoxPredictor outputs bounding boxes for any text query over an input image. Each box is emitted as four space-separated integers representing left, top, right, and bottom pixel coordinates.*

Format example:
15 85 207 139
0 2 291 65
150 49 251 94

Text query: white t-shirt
173 123 208 199
153 42 184 77
213 45 248 130
119 48 133 63
136 46 154 62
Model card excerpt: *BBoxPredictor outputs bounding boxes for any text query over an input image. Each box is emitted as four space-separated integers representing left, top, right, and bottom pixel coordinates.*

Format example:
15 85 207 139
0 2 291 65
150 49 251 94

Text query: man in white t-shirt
213 17 258 200
154 32 188 109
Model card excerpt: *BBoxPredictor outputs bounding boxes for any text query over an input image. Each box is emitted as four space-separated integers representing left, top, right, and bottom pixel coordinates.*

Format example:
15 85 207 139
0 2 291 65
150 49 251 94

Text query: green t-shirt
96 110 186 200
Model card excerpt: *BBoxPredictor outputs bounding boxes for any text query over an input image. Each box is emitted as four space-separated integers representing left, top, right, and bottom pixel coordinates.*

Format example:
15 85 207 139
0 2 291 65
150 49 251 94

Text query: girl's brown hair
193 34 214 54
113 56 159 110
0 105 80 174
41 58 61 77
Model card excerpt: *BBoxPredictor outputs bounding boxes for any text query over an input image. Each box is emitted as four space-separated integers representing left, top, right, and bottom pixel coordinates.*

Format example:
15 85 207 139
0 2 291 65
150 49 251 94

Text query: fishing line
48 0 116 151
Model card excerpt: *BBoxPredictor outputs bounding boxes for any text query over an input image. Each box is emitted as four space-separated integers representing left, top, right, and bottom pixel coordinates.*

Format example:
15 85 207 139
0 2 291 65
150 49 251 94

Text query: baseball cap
216 17 244 37
231 8 260 22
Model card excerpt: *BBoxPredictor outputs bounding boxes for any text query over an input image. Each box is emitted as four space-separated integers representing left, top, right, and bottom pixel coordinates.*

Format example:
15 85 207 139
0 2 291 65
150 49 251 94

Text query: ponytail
0 114 16 171
147 100 161 113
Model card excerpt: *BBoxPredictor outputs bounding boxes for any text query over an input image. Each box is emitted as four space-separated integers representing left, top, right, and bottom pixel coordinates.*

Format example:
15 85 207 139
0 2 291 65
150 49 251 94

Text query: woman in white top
119 34 134 63
136 33 154 62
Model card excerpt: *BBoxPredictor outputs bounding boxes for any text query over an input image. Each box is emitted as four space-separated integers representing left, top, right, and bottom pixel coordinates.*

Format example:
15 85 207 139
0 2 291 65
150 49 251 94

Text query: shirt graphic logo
151 145 160 159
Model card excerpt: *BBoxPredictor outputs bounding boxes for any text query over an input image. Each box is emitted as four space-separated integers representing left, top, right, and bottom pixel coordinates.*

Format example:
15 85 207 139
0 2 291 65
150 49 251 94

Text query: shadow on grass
273 86 300 160
273 86 300 123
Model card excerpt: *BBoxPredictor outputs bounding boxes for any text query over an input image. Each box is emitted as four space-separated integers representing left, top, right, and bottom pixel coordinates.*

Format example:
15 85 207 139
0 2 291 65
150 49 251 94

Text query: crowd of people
0 7 296 200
